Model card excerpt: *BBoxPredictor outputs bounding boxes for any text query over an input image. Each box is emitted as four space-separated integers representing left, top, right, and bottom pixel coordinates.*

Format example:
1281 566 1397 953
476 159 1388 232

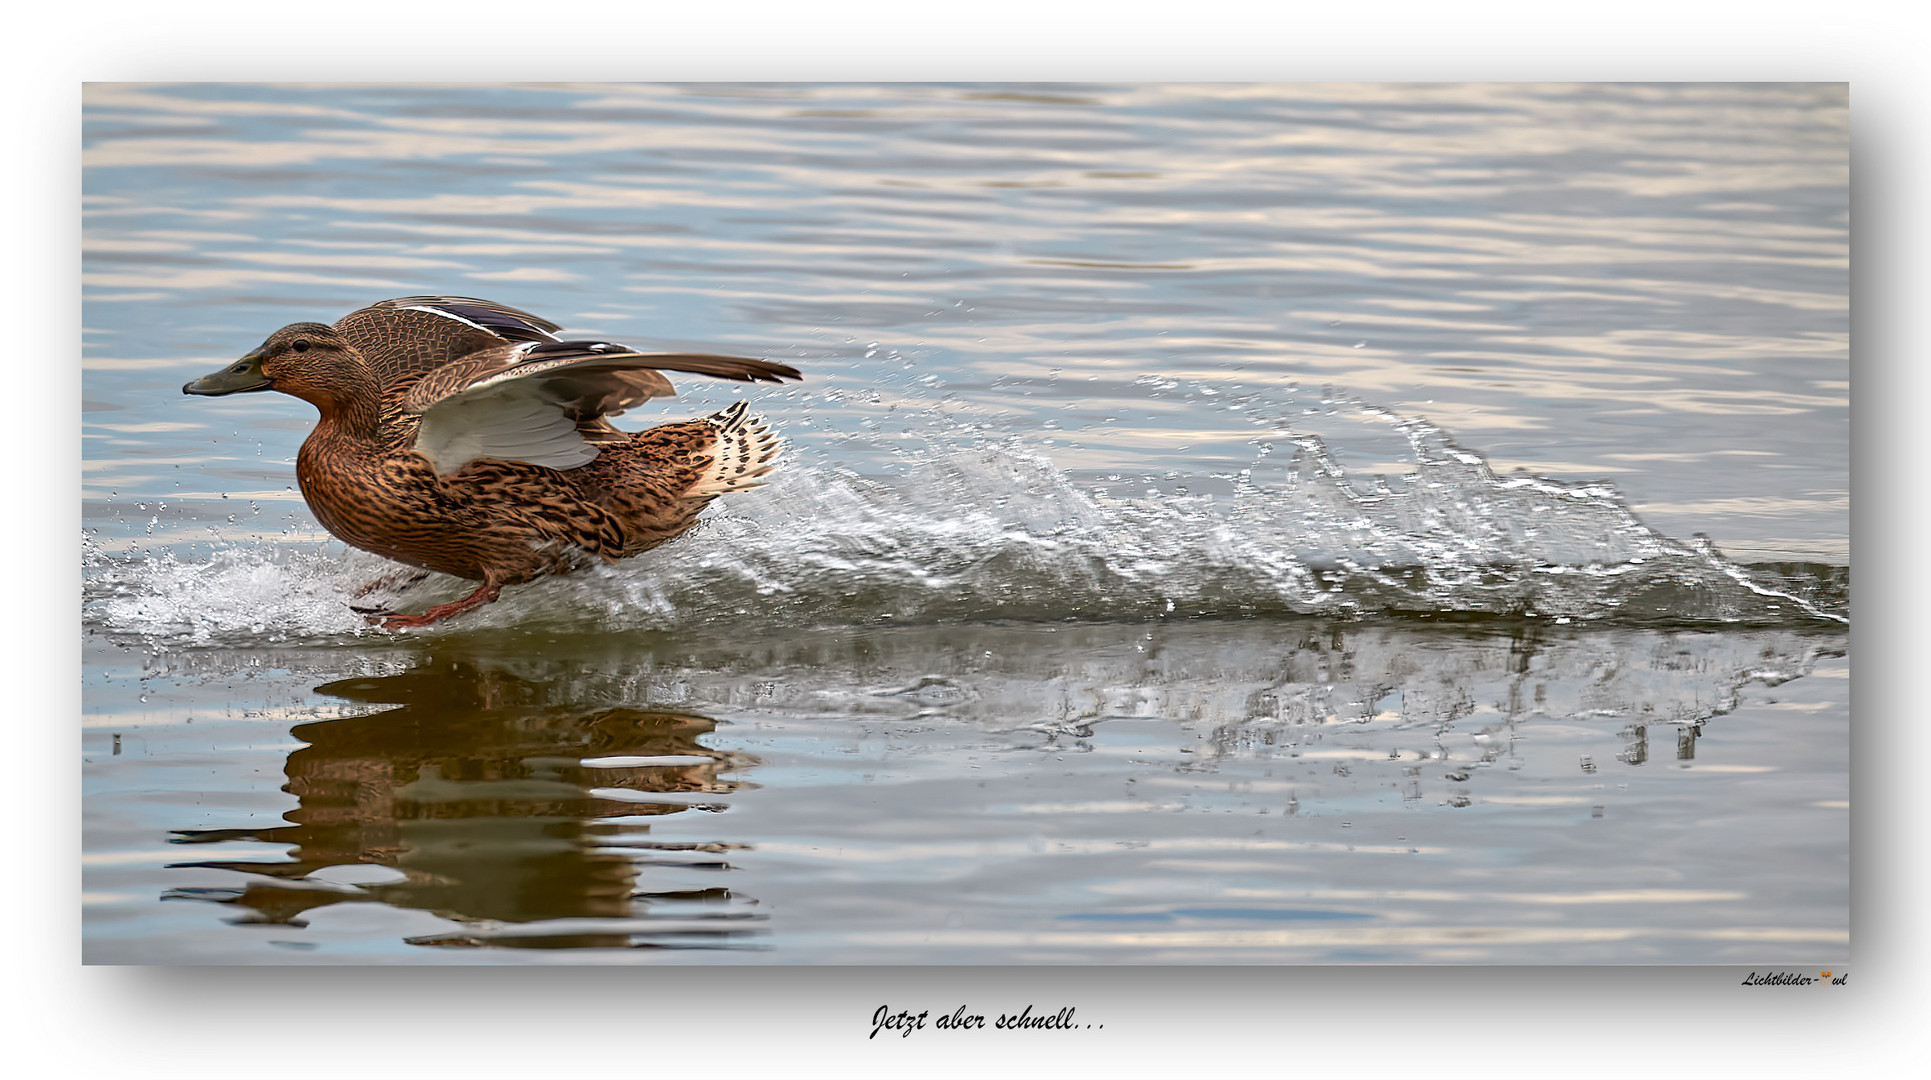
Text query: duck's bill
184 352 272 396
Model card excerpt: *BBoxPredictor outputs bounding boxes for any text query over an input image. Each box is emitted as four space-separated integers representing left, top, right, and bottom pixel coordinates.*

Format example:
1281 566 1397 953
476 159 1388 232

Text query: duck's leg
371 579 504 629
351 568 432 599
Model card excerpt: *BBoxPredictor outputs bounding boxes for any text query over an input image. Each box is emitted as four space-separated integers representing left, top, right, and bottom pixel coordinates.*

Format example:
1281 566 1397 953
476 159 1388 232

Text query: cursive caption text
870 1004 1098 1039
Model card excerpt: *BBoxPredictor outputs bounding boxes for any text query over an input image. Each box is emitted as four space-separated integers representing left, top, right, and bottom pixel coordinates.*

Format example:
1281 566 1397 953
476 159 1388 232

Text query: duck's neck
313 394 384 442
301 368 386 443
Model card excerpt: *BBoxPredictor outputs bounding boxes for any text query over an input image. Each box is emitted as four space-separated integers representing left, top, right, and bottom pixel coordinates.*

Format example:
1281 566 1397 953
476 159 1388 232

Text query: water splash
82 400 1846 647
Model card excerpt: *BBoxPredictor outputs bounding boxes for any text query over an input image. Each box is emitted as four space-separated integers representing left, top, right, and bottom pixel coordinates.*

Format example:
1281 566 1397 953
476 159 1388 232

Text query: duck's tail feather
691 400 783 496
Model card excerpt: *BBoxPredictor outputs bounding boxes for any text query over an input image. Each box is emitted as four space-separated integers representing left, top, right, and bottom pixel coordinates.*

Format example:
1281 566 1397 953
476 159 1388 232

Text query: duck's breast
296 433 469 574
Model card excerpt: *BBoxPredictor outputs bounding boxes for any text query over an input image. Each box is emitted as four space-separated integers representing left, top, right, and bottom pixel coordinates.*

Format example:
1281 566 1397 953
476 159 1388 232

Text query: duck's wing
334 296 565 393
403 340 802 475
366 295 564 341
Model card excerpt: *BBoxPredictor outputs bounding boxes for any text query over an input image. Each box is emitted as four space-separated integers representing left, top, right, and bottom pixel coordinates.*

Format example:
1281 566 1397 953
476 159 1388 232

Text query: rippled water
82 83 1848 964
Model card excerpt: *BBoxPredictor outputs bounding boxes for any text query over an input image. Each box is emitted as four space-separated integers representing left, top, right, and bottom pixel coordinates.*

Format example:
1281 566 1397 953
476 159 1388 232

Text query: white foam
83 401 1844 645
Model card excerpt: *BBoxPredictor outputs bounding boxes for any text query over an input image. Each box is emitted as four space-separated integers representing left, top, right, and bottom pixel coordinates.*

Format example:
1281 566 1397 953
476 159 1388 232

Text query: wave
82 402 1847 647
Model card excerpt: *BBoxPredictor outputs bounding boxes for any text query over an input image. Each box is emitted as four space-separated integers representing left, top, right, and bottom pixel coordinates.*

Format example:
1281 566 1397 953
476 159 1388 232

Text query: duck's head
183 323 361 401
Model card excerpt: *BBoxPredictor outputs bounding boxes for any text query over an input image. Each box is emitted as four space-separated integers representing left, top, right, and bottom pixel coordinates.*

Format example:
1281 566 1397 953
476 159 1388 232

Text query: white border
32 2 1920 1075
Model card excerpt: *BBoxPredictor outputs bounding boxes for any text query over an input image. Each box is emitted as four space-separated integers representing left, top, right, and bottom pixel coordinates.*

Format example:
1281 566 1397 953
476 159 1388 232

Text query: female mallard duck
183 296 801 628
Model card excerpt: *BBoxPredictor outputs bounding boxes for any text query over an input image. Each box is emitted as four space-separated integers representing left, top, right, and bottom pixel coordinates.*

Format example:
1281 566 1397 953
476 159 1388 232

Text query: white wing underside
413 386 599 475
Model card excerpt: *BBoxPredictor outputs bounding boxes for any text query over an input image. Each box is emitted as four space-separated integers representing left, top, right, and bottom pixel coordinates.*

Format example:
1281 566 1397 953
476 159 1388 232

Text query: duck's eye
292 340 311 353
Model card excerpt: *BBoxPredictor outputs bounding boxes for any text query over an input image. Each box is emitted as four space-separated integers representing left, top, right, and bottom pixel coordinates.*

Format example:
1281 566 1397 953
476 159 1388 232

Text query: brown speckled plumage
184 296 800 627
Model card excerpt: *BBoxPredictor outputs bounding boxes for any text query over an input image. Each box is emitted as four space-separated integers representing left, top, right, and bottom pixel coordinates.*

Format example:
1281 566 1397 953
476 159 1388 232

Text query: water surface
82 83 1849 964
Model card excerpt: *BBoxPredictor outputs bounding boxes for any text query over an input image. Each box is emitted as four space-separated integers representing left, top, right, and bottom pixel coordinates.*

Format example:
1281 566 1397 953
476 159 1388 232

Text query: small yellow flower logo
1821 971 1832 980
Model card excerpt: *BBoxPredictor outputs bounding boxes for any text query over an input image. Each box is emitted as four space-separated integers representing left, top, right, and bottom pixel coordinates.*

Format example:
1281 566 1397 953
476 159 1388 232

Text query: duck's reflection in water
165 653 765 950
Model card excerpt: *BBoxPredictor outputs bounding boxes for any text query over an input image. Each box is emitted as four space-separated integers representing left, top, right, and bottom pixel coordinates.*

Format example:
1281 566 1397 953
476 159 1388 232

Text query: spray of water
82 399 1846 647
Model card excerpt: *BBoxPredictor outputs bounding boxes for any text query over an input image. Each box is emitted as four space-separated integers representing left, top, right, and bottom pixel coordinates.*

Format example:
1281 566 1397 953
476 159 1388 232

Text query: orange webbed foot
351 568 432 599
367 581 504 629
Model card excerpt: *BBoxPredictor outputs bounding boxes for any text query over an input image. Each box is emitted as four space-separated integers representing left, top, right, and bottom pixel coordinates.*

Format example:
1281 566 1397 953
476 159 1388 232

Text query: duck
183 296 802 627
